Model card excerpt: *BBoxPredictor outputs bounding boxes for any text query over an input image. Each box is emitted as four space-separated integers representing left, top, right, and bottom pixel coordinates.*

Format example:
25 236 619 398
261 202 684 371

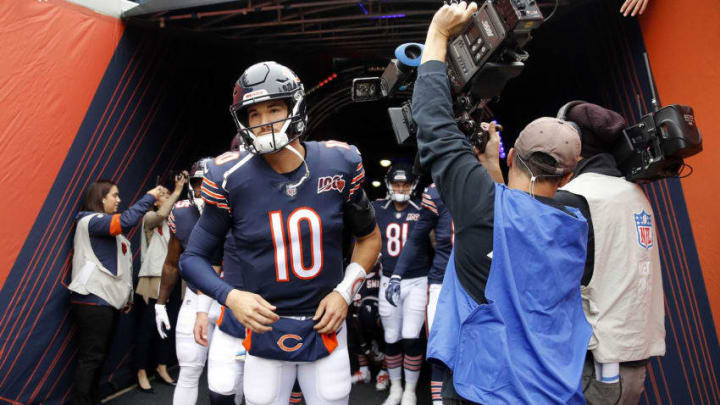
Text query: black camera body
614 105 702 182
446 0 543 95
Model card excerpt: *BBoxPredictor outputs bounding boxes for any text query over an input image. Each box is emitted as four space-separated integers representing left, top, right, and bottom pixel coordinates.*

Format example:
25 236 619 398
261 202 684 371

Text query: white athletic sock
404 369 420 388
388 367 402 381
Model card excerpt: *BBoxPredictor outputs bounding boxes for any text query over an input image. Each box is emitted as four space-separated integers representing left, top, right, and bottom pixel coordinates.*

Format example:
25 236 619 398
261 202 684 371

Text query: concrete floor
104 367 432 405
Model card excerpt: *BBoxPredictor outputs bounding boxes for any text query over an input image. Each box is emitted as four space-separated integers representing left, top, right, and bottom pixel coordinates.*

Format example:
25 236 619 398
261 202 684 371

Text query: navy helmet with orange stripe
229 61 308 155
189 157 212 212
385 163 418 203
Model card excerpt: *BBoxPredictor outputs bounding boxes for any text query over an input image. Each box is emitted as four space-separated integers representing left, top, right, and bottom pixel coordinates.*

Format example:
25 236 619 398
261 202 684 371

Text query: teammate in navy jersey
179 61 381 405
156 158 230 405
372 165 433 405
349 255 387 387
391 184 453 405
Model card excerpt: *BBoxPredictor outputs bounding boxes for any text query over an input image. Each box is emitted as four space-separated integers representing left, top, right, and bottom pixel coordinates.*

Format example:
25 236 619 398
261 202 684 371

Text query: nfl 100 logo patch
634 210 653 249
317 175 346 194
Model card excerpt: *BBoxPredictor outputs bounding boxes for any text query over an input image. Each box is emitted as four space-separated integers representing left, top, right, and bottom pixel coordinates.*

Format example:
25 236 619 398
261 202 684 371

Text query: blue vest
428 184 592 404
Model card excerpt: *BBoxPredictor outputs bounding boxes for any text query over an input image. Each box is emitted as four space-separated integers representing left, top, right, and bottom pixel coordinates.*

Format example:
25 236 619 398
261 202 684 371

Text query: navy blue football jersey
422 184 453 284
200 141 369 316
372 199 432 278
168 200 201 250
169 199 226 293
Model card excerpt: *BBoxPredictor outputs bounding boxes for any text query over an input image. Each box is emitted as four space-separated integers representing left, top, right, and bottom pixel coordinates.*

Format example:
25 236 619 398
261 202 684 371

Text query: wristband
333 262 367 305
196 293 214 314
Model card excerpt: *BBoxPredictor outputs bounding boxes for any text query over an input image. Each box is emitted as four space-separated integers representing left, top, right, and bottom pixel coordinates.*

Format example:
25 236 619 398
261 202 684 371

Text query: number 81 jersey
372 199 429 278
201 141 367 317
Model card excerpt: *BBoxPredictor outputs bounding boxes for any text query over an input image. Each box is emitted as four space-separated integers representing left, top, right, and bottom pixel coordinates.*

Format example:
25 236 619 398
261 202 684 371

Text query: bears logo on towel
277 334 303 352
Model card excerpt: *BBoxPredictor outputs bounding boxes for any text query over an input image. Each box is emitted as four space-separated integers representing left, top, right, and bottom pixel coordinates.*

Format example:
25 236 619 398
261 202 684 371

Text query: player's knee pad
176 332 208 368
400 278 428 340
209 391 236 405
177 364 204 388
208 359 243 395
243 355 283 405
208 328 245 395
379 305 402 344
304 332 351 402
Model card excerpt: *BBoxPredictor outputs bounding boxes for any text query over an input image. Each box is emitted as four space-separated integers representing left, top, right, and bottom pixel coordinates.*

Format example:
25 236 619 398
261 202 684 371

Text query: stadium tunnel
0 1 718 404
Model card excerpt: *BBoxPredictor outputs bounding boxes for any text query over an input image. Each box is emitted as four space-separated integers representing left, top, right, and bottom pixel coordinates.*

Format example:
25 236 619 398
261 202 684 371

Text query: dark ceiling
122 0 629 199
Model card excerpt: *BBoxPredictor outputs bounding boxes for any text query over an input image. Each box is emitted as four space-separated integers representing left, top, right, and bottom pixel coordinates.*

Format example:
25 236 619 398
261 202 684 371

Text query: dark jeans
71 303 118 405
134 297 172 371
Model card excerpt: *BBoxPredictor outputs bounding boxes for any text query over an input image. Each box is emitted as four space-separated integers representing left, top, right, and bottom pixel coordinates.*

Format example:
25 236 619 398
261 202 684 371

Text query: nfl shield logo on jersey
634 210 654 249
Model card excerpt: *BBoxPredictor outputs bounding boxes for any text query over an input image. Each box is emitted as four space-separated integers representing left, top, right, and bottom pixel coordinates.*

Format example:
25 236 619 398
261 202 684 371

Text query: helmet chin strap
283 143 310 194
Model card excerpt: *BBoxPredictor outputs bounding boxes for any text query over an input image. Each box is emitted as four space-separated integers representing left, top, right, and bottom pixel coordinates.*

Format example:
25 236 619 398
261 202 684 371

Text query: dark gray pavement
103 367 431 405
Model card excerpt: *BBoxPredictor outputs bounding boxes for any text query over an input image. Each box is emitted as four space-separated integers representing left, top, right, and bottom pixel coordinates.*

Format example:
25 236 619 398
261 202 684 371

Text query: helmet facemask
385 165 418 203
387 181 416 202
230 92 306 155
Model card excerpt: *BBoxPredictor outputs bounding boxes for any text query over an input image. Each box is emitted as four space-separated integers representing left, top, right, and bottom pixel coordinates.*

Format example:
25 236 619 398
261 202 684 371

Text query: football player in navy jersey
179 61 381 405
156 158 229 405
373 165 433 405
391 184 453 405
349 254 386 387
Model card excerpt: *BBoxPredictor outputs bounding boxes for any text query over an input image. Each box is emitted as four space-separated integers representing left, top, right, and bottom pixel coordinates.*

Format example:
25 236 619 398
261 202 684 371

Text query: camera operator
412 3 592 404
554 102 665 405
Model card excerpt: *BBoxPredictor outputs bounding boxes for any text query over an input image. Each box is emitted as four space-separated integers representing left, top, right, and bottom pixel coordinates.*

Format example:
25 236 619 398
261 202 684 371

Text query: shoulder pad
319 140 362 162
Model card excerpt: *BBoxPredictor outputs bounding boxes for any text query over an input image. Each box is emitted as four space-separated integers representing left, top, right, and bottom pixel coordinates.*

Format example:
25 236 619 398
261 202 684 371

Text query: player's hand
386 275 402 307
174 170 189 193
313 291 348 334
155 303 171 339
620 0 648 17
194 312 210 347
147 185 168 200
226 289 278 333
429 1 478 39
477 121 501 165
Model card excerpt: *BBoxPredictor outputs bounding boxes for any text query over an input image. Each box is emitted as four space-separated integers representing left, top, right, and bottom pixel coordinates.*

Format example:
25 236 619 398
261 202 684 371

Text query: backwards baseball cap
563 102 626 158
514 117 582 175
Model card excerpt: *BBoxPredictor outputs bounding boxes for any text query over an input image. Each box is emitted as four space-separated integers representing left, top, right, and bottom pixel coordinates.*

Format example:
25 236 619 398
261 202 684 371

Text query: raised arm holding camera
413 3 592 404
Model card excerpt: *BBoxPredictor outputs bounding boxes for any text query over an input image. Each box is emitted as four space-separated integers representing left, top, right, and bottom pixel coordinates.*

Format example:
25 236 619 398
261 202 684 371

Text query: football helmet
189 157 212 212
385 164 417 203
229 61 307 155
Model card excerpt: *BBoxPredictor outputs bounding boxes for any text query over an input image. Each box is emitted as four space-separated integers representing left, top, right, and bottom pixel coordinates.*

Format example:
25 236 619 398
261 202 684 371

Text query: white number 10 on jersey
269 208 323 282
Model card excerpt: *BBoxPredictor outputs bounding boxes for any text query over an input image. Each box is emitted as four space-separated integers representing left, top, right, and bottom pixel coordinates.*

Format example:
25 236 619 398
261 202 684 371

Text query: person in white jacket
555 101 666 405
68 179 164 405
134 172 187 391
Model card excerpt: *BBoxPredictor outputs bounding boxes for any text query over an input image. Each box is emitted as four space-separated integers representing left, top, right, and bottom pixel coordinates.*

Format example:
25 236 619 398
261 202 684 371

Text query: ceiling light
372 181 381 188
379 159 391 167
